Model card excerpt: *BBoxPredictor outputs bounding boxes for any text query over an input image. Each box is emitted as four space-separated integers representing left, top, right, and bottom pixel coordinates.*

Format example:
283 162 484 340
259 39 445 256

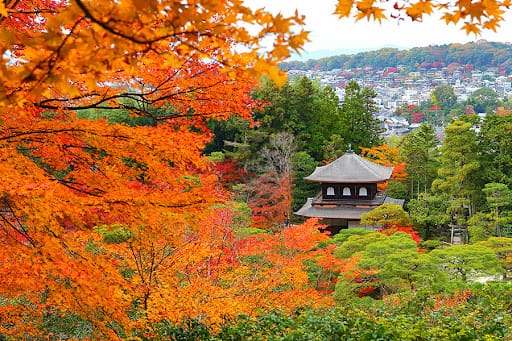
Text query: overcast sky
250 0 512 60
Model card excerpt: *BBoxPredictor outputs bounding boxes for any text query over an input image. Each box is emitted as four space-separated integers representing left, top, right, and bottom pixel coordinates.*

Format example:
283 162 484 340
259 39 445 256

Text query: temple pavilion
294 150 404 234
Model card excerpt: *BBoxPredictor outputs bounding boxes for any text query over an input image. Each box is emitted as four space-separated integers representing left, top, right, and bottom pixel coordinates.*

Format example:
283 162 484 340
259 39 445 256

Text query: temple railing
311 192 387 206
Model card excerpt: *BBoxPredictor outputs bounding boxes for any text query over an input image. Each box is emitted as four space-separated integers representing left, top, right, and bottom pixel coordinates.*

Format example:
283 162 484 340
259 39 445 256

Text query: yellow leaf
462 22 481 35
356 0 376 12
441 12 460 25
271 44 291 60
482 18 500 31
271 13 291 33
406 0 434 21
335 0 354 18
288 30 310 52
0 0 7 17
355 6 386 23
466 2 485 20
371 7 386 22
130 0 157 12
352 0 387 23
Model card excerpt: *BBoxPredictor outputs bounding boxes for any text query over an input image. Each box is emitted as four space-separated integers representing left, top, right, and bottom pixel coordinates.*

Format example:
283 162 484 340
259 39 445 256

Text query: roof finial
347 144 354 153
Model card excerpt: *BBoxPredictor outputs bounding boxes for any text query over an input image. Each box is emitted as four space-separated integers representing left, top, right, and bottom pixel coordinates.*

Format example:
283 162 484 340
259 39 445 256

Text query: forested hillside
281 40 512 73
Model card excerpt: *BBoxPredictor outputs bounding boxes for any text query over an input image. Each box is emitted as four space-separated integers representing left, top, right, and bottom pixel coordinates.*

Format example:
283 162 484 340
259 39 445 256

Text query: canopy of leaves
479 114 512 189
467 87 499 113
430 244 504 282
339 80 384 153
360 203 411 229
399 123 439 199
432 118 481 221
251 76 341 161
334 0 511 34
0 0 312 337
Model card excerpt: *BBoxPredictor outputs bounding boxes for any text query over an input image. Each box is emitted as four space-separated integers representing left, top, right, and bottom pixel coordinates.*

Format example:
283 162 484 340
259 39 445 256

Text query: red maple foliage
379 224 422 245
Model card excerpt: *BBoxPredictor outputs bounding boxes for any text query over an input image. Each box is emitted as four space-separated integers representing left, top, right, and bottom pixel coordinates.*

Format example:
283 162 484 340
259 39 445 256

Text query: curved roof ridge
304 152 393 183
354 153 393 176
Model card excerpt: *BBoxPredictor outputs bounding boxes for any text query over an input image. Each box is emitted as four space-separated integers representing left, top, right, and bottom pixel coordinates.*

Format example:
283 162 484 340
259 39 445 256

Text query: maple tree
0 0 311 338
360 144 407 198
247 132 295 231
380 224 422 244
236 219 335 310
360 144 407 183
1 0 509 337
248 173 293 231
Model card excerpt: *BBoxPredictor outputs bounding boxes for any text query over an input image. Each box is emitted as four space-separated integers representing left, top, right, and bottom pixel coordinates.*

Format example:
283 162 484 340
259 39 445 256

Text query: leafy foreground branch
215 287 511 340
33 282 510 340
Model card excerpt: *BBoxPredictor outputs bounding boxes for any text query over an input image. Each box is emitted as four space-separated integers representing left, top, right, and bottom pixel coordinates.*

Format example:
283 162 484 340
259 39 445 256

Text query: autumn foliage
380 224 423 245
1 0 509 338
335 0 510 35
0 0 315 338
360 144 407 191
248 173 293 231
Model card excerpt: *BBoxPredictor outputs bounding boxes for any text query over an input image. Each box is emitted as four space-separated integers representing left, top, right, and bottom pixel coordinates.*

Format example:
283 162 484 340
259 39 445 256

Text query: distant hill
280 40 512 74
289 47 389 61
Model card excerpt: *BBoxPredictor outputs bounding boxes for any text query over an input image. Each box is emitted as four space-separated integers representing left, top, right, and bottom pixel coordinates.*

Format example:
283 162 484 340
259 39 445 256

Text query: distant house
294 150 404 234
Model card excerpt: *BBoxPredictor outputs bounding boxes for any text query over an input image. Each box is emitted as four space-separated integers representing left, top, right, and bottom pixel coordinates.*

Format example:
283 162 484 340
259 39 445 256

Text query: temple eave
303 177 389 183
294 197 405 220
294 198 374 220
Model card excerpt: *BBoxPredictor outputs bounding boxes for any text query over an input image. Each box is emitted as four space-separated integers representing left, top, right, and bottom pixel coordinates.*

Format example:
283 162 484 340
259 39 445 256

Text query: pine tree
400 124 439 198
339 80 384 154
432 119 480 223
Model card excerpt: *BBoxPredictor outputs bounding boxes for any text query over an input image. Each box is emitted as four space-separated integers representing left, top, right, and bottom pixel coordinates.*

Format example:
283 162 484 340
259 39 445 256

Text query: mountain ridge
280 40 512 74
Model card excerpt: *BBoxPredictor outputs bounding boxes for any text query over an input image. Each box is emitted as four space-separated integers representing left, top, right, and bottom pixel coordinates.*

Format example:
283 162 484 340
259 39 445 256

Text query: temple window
342 187 351 196
326 186 335 196
359 187 368 197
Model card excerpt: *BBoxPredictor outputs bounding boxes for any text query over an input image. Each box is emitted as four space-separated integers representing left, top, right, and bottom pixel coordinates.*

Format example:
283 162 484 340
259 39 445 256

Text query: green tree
430 244 504 282
399 123 439 199
357 233 440 294
291 151 318 213
204 116 251 156
360 204 411 229
482 182 512 237
252 76 341 161
466 87 499 113
331 227 373 245
333 232 388 259
479 114 512 189
432 119 480 223
467 212 494 242
431 85 457 125
408 193 451 239
321 134 346 162
339 80 384 154
334 232 444 300
477 237 512 279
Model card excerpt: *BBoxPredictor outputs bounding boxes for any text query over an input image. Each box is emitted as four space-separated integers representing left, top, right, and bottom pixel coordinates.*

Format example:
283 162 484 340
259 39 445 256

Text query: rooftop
304 151 393 183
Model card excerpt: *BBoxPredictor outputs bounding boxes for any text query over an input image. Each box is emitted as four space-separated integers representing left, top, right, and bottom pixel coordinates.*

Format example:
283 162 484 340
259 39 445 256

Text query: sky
250 0 512 60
